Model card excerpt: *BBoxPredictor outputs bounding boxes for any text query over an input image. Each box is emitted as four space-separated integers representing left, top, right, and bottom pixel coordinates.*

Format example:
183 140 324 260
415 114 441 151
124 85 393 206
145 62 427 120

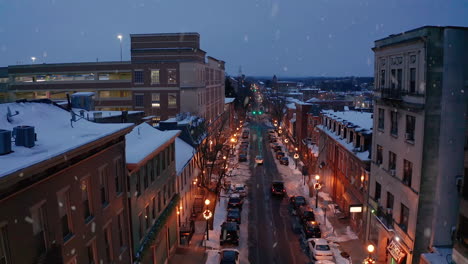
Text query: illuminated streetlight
117 34 123 61
314 176 321 209
367 245 375 254
205 199 210 206
363 244 376 264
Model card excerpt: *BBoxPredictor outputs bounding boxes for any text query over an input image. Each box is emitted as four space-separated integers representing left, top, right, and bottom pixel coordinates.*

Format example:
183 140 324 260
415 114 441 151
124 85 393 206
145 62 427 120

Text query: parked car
290 196 307 210
279 157 289 165
220 222 239 246
276 151 285 160
271 181 286 196
268 129 275 134
271 142 280 149
303 221 321 239
255 155 264 165
298 206 316 223
238 154 247 162
269 138 278 144
233 184 247 198
226 208 241 224
228 196 244 210
219 249 240 264
273 144 282 152
242 132 249 139
308 238 333 260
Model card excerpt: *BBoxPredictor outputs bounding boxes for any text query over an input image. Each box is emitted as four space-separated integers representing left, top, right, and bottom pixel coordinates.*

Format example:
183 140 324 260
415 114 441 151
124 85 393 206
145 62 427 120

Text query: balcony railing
376 206 394 230
377 88 404 100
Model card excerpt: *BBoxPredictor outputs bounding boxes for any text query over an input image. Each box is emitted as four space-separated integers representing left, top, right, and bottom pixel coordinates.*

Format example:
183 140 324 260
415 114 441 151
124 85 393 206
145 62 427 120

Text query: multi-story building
317 110 372 240
125 123 180 263
174 137 197 245
368 26 468 264
0 100 133 264
0 33 225 122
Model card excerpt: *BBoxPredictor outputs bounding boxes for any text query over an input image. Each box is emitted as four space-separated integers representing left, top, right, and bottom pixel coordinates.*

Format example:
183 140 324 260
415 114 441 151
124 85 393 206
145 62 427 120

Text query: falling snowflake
71 248 76 255
271 2 279 17
19 172 24 177
244 35 249 43
71 206 76 211
91 222 96 233
275 30 281 41
424 228 431 237
58 202 63 207
283 66 288 72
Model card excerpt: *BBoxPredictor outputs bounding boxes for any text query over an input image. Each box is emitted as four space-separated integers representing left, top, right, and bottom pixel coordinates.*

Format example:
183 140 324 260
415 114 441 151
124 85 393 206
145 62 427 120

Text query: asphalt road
247 119 311 264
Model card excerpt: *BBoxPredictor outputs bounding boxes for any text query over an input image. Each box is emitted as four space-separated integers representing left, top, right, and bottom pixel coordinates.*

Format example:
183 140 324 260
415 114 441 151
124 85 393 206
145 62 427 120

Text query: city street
247 119 311 264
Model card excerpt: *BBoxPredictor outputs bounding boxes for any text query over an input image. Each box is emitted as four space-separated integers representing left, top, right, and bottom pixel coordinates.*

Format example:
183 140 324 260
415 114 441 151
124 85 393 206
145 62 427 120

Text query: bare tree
269 96 287 124
192 113 233 196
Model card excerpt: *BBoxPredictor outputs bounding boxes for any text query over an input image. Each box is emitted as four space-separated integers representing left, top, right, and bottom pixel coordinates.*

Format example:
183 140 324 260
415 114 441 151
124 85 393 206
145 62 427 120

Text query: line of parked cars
220 184 246 248
238 130 249 162
268 130 289 166
288 195 334 261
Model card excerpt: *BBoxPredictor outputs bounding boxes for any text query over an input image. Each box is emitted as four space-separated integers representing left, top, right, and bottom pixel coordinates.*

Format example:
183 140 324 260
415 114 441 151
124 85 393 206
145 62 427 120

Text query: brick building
0 101 133 264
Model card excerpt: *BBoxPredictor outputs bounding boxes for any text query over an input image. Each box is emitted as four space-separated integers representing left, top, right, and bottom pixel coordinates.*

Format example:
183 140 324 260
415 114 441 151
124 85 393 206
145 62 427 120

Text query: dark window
168 93 177 108
156 155 161 176
391 69 396 89
117 213 124 248
157 192 162 213
136 172 141 197
390 111 398 136
162 149 167 171
149 163 155 182
167 69 177 84
58 191 73 240
152 197 156 219
376 145 383 165
138 214 144 240
0 226 10 264
104 226 112 261
409 68 416 93
87 242 96 264
145 206 150 229
403 159 413 187
350 131 354 143
400 203 409 232
143 166 148 190
114 159 122 195
380 70 385 88
171 143 175 162
389 151 396 171
378 108 385 130
134 94 144 108
387 192 394 210
134 70 144 84
163 185 167 205
375 182 381 201
405 115 415 142
82 178 92 221
31 203 48 256
397 69 403 90
100 167 109 206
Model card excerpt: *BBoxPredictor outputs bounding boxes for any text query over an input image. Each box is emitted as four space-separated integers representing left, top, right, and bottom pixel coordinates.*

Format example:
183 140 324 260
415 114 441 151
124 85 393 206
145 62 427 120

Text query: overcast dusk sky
1 0 467 77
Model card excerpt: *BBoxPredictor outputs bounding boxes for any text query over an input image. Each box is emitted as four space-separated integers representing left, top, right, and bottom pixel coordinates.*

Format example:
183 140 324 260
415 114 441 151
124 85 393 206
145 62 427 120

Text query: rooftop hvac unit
0 129 12 155
13 126 35 148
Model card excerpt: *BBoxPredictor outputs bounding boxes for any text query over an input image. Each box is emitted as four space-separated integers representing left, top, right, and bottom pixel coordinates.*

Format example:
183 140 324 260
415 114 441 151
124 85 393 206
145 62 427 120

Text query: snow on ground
267 124 357 264
205 131 251 264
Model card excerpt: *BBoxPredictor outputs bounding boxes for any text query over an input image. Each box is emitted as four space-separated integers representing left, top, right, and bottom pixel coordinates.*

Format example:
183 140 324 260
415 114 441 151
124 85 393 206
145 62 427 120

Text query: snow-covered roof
161 114 200 125
307 98 322 102
175 138 195 175
72 109 143 120
322 110 373 132
258 81 264 85
224 98 235 104
125 123 180 164
0 102 132 178
286 103 296 110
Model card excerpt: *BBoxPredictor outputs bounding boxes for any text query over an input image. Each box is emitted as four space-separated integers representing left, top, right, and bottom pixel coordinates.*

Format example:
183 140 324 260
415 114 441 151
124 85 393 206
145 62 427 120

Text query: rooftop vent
0 129 12 155
13 126 35 148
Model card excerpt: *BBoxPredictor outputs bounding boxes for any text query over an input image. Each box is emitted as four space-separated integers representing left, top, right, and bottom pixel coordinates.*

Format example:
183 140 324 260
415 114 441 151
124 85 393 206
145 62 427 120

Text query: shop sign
387 240 406 263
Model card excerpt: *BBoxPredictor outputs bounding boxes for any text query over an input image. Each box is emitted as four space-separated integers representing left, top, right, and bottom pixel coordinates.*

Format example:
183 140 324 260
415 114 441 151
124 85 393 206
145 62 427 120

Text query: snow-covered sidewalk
205 135 251 264
267 125 362 264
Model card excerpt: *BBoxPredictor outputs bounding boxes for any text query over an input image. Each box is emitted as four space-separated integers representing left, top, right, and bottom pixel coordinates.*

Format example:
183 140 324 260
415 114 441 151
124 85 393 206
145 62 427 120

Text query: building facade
368 26 468 264
125 123 180 264
317 110 372 240
1 33 225 122
0 101 133 264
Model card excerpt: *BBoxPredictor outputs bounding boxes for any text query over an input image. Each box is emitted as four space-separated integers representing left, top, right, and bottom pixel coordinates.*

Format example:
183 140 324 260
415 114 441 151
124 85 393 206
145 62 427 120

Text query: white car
308 238 334 261
255 155 264 165
219 249 240 264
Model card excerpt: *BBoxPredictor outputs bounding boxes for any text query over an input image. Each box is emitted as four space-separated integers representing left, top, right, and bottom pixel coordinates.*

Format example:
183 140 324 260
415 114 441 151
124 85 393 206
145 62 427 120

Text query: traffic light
252 111 257 115
258 111 263 114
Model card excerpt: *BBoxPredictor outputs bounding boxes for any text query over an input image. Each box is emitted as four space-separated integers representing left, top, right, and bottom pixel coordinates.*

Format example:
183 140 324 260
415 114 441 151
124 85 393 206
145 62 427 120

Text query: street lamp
314 175 321 209
117 34 123 61
363 244 376 264
203 199 212 242
294 153 299 169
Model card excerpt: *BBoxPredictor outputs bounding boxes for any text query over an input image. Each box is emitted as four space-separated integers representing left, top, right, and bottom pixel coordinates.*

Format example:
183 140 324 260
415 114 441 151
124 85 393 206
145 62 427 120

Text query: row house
174 138 198 245
0 101 133 264
125 123 180 264
0 33 225 123
369 26 468 264
317 110 372 240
